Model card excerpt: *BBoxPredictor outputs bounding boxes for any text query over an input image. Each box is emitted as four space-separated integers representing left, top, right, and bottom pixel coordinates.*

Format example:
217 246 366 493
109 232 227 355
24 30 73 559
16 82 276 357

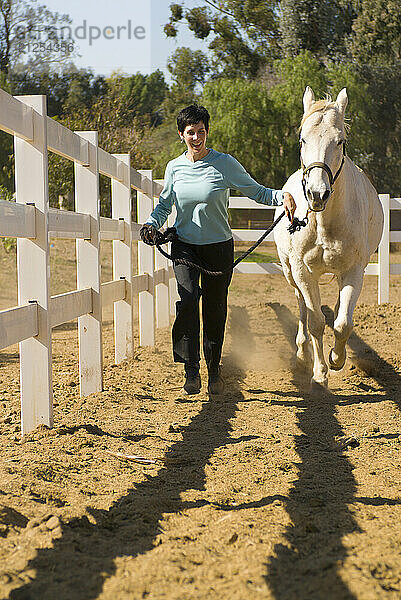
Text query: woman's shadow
10 307 250 600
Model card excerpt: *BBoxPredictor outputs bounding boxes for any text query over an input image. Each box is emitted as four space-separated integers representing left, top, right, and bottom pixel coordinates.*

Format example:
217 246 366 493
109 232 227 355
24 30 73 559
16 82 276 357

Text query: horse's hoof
311 377 328 390
329 349 346 371
295 355 313 374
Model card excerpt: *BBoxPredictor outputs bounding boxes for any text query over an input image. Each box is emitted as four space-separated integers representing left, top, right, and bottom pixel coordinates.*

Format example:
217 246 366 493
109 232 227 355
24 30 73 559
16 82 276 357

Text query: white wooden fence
0 89 175 434
0 88 398 434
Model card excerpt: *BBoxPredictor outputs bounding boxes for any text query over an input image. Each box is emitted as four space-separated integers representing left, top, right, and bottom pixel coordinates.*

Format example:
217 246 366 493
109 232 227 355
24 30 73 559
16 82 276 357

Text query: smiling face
180 121 209 160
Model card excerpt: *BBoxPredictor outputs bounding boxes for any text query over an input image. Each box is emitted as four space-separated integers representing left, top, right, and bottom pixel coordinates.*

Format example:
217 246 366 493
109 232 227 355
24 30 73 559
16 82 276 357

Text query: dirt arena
0 240 401 599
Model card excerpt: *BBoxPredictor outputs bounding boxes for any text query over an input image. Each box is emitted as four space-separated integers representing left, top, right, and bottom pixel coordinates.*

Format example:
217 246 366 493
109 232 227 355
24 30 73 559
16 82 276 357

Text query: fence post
112 154 134 363
74 131 103 395
137 169 155 346
14 95 52 435
378 193 390 304
154 181 170 328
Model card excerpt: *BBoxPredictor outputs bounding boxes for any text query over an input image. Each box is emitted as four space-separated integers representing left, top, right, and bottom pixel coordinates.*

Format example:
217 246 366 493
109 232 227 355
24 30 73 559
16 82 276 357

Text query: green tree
279 0 356 60
271 54 401 193
326 62 373 170
352 65 401 192
202 78 287 186
143 47 209 174
168 47 210 90
269 51 327 121
0 0 76 76
164 46 210 112
199 52 387 190
269 53 400 192
165 1 280 78
268 51 327 180
121 70 168 125
200 51 327 189
10 68 107 117
349 0 401 65
149 52 329 188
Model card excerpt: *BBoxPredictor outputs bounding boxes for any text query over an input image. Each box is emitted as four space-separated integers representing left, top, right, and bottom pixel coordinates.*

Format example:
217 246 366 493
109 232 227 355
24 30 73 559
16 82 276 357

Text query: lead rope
155 210 293 277
288 211 309 233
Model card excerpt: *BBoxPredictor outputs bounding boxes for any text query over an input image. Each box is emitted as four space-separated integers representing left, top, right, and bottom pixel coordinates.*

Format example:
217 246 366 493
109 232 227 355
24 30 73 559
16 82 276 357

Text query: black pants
171 237 234 373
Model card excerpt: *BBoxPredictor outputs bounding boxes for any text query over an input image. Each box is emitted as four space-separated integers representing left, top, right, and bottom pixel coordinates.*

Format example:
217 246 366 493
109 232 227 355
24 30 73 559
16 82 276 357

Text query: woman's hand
140 224 161 246
283 192 296 222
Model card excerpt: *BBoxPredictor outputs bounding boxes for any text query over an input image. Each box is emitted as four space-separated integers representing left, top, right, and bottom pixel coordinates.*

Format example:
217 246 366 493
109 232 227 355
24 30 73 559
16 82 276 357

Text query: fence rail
0 87 398 434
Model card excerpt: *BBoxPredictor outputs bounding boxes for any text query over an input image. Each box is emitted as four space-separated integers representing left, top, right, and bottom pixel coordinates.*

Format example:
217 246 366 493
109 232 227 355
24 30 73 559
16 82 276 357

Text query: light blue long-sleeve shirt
147 148 284 245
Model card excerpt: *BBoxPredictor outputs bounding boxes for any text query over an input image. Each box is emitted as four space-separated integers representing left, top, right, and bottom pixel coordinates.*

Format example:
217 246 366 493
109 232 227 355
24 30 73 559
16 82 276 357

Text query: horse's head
299 86 348 212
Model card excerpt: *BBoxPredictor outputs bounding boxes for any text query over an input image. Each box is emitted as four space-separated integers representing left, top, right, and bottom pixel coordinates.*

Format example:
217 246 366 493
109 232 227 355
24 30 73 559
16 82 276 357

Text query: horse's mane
300 95 349 134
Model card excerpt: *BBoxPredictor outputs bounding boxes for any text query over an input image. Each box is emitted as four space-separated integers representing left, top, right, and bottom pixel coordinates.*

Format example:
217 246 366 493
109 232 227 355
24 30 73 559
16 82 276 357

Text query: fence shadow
264 302 359 600
0 350 19 366
9 307 249 600
52 321 77 332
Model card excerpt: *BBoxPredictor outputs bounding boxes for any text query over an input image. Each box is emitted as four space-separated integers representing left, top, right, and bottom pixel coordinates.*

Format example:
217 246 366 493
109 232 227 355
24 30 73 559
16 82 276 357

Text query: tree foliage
121 71 168 126
158 0 401 194
349 64 401 191
10 68 107 116
202 78 279 183
279 0 356 60
165 1 280 78
349 0 401 65
168 47 210 89
0 0 76 75
199 49 401 193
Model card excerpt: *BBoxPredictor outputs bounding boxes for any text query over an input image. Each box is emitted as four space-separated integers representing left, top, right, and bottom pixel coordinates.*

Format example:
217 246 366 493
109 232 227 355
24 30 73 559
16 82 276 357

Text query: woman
140 104 296 396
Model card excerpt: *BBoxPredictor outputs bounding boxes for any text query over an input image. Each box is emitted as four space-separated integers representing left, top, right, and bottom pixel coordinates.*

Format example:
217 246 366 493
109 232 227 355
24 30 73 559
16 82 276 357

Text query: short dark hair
177 104 210 133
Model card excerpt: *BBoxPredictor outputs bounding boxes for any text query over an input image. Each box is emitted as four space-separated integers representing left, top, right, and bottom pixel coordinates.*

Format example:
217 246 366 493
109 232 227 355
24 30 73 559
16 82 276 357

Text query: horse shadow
264 303 356 598
321 304 401 411
9 307 249 600
262 301 401 599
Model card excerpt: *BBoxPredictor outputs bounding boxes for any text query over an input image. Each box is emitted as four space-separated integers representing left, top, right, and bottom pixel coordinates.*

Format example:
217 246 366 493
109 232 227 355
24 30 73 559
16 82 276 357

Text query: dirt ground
0 240 401 600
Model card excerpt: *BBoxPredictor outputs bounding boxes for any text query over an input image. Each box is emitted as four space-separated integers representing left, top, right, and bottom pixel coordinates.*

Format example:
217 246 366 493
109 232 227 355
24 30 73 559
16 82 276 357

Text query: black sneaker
183 373 201 395
208 369 225 395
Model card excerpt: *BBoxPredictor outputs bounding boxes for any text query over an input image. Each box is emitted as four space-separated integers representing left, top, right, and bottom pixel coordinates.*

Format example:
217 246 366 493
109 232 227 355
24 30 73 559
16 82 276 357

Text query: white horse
274 87 384 387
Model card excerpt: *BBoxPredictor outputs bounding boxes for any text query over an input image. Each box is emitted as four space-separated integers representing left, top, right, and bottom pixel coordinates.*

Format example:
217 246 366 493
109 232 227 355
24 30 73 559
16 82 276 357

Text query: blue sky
40 0 210 80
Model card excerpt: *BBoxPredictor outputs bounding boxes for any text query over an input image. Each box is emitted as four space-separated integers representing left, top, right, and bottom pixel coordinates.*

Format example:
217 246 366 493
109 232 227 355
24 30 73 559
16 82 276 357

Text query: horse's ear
303 86 315 114
336 88 348 115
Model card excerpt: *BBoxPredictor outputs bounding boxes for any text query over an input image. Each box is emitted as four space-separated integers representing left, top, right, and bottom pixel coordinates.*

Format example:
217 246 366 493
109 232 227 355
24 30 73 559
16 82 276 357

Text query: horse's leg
334 287 340 320
329 267 364 371
280 256 313 371
295 289 313 371
291 265 328 387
